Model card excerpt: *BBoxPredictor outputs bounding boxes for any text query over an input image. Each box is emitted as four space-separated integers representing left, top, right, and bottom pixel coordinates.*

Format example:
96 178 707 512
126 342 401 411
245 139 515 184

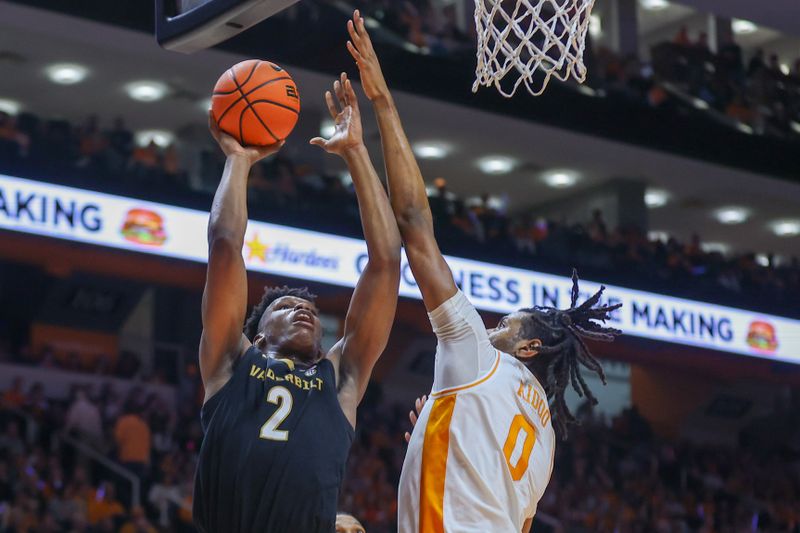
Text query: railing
3 408 141 509
56 432 141 508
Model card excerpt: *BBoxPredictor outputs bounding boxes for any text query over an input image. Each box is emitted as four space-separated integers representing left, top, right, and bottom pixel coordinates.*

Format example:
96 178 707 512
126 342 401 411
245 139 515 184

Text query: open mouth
293 311 315 326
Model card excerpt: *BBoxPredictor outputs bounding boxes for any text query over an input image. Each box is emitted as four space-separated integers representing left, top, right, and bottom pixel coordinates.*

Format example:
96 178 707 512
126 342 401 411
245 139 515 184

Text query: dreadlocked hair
521 269 622 439
243 285 317 341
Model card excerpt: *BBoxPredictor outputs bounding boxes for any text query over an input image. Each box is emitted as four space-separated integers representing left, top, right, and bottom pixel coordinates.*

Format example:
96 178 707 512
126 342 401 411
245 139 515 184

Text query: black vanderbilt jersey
193 346 354 533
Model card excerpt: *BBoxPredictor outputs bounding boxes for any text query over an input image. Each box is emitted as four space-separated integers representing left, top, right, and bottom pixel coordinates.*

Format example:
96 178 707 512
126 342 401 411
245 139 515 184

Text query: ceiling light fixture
644 188 669 208
413 142 451 159
714 206 751 225
135 129 175 148
0 98 21 116
477 156 515 175
701 242 730 255
125 81 168 102
339 171 353 187
732 19 757 34
770 219 800 237
320 118 336 138
542 170 579 188
45 63 89 85
640 0 669 10
589 14 602 38
647 230 669 242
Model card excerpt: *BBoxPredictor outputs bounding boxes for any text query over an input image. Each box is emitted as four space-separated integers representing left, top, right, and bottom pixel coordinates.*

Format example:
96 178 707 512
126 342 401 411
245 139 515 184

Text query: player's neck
263 348 320 367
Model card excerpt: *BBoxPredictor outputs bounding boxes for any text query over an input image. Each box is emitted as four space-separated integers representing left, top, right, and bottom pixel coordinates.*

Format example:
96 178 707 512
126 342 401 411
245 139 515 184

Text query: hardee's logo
121 208 166 246
246 231 270 261
746 320 778 353
245 231 339 270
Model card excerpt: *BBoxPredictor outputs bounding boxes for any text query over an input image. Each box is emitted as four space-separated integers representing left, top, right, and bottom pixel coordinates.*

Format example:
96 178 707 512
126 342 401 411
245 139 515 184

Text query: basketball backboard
156 0 300 53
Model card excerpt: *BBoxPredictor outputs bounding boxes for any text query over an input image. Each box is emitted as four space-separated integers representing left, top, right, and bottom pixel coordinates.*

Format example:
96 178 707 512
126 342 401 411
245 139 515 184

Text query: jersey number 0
503 415 536 481
259 386 293 441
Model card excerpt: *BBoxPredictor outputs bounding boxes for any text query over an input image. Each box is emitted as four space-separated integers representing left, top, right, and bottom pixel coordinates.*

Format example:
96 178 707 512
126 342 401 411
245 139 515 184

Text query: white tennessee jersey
398 290 556 533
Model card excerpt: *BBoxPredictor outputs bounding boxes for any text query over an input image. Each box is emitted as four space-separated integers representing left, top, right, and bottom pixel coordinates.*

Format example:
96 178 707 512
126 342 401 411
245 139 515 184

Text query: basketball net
473 0 595 97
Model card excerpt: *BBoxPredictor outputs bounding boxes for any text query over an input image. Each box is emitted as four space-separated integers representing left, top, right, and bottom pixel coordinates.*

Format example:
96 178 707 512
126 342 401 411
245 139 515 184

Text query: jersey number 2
259 386 293 441
503 415 536 480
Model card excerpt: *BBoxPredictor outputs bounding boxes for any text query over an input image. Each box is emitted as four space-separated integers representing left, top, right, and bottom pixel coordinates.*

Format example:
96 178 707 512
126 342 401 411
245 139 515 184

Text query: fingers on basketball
207 110 219 137
257 140 284 157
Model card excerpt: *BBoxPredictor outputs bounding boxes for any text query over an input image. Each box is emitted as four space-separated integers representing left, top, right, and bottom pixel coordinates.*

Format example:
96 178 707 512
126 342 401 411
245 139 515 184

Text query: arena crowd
1 371 798 532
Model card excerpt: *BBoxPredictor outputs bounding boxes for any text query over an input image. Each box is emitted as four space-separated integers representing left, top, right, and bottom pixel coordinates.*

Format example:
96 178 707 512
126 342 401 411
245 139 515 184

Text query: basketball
211 59 300 146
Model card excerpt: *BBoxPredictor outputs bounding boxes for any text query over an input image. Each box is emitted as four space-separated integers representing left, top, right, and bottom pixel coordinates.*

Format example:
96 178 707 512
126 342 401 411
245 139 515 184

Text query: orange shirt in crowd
132 145 159 168
1 388 25 409
87 492 125 524
114 414 151 464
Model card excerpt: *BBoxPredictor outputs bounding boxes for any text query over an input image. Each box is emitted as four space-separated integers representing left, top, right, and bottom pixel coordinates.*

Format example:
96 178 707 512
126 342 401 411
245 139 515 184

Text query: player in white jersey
344 11 622 532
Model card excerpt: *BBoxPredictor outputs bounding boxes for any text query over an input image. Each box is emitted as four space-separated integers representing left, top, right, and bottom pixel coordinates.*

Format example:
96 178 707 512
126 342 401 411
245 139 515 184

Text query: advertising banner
1 174 797 363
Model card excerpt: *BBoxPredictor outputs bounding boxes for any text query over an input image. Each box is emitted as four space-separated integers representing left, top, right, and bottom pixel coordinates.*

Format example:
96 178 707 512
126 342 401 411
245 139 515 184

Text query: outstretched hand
346 10 391 102
208 110 284 166
404 394 428 443
309 72 364 156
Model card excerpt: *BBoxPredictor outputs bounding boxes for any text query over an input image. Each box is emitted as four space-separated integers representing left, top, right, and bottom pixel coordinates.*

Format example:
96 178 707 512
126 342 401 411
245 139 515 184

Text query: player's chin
487 331 506 352
290 320 319 337
287 325 321 353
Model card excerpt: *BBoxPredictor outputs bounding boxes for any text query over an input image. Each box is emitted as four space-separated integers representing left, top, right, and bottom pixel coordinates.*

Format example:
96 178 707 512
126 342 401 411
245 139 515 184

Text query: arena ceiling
673 0 800 38
1 2 799 261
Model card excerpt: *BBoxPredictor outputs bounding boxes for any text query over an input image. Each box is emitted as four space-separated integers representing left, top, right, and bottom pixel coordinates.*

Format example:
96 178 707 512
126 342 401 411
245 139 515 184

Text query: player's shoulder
496 350 534 378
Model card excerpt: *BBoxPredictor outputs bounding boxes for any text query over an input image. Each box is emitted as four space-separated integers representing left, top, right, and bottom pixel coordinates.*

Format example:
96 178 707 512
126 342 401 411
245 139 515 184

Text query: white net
473 0 595 97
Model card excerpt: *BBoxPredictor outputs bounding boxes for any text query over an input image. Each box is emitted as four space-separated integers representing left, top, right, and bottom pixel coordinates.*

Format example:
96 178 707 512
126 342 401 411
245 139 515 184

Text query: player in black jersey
193 74 401 533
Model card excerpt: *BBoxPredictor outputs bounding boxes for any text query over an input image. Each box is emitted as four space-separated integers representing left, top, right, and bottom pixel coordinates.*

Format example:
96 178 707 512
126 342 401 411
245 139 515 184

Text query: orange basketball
210 59 300 146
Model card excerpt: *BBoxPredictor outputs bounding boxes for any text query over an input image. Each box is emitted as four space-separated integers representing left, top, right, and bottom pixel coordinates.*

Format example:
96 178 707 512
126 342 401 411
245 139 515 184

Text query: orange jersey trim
429 351 502 398
419 395 457 533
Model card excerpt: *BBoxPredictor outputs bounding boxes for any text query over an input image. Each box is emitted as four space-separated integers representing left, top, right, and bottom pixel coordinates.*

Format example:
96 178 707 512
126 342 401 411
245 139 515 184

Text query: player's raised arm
347 12 500 394
310 74 401 426
200 112 283 401
346 11 457 312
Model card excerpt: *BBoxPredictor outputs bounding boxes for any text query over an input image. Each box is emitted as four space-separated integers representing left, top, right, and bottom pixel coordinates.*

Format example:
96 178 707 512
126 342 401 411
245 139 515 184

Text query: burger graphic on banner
746 320 778 353
121 208 167 246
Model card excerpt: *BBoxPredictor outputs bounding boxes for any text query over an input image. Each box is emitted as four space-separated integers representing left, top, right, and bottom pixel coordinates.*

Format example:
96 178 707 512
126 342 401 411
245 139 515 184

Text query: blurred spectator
86 481 126 525
747 48 766 77
119 506 158 533
673 26 690 46
588 208 608 242
1 377 26 409
105 117 134 173
77 115 108 169
0 420 24 457
64 387 104 445
114 402 152 478
130 140 161 182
